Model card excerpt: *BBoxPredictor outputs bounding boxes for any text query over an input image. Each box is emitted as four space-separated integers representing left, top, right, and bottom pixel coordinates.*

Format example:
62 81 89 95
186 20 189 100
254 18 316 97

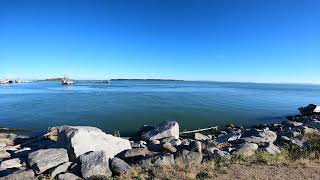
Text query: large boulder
1 169 35 180
110 157 132 175
241 128 277 144
141 121 179 141
79 151 112 179
53 126 131 161
27 148 69 174
135 153 174 168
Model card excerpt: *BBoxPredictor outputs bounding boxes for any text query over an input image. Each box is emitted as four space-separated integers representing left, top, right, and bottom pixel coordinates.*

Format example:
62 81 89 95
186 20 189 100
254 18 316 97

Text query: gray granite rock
189 140 202 153
206 147 230 159
27 148 69 174
233 142 258 157
110 157 131 175
141 121 179 141
56 173 82 180
136 153 174 168
1 169 35 180
0 150 11 159
162 142 177 153
194 133 211 141
50 161 72 178
120 148 150 159
79 151 112 179
241 128 277 144
0 158 22 170
261 143 281 155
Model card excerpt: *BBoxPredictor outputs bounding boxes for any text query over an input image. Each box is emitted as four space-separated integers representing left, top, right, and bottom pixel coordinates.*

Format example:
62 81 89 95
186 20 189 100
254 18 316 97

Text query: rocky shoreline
0 104 320 179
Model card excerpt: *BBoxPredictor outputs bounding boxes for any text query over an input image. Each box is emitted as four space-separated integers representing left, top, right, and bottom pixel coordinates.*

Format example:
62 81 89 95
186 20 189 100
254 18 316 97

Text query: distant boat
61 76 74 85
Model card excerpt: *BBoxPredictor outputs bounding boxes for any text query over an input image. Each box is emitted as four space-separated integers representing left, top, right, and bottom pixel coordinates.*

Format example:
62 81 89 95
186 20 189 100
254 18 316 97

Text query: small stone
233 142 258 157
27 148 69 174
216 132 241 143
206 147 230 159
110 157 131 175
130 140 147 148
241 128 277 144
261 143 281 155
50 161 72 178
160 136 176 143
300 126 319 134
57 173 82 180
120 148 150 159
136 153 174 168
0 158 22 169
150 139 161 144
189 140 202 153
0 150 11 159
79 151 112 179
171 139 182 146
162 142 177 153
194 133 211 141
283 121 303 127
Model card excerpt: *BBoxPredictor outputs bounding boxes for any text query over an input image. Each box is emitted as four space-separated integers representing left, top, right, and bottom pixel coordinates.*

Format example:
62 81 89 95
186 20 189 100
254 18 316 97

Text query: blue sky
0 0 320 83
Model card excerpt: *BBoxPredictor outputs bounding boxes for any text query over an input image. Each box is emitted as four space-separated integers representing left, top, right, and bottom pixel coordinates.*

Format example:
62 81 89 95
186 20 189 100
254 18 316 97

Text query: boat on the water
0 79 31 84
104 79 111 84
61 76 74 85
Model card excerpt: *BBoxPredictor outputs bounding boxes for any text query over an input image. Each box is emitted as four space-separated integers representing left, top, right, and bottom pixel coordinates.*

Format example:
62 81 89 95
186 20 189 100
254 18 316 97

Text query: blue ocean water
0 80 320 136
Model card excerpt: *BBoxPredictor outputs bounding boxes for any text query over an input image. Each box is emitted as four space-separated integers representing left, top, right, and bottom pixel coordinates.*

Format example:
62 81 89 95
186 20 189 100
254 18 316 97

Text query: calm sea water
1 80 320 136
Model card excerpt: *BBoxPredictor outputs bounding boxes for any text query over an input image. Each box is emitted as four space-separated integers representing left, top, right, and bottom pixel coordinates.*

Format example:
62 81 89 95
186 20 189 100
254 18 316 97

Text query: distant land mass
42 78 63 81
110 78 184 81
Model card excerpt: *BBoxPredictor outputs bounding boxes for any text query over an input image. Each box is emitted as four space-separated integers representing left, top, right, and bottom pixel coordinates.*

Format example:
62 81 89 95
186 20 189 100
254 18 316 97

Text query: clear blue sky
0 0 319 83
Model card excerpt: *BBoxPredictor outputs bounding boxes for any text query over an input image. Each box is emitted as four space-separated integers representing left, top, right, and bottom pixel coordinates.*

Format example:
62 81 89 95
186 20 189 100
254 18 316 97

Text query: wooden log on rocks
180 126 218 135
